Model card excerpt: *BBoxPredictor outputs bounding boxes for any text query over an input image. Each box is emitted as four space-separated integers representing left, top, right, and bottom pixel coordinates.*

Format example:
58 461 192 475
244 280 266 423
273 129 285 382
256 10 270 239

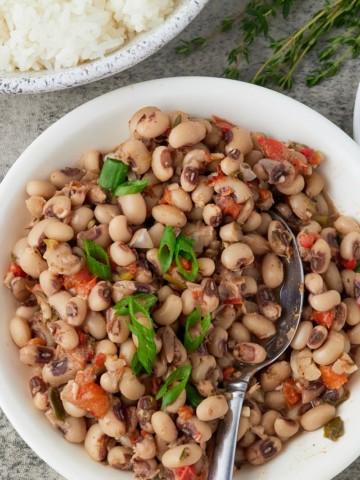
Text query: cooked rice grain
0 0 175 72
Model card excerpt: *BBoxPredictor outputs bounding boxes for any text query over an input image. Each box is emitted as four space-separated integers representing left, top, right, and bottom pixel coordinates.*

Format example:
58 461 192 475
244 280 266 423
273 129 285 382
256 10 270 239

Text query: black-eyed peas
26 196 47 218
6 106 360 479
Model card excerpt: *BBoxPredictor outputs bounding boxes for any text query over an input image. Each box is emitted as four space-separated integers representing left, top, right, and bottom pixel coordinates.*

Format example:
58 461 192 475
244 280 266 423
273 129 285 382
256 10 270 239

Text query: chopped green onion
172 114 182 128
162 273 187 291
114 293 158 316
355 264 360 273
184 307 211 353
48 387 66 420
128 298 157 375
175 232 198 281
131 352 143 376
83 239 111 280
98 157 129 193
185 383 204 408
324 416 344 442
114 179 149 196
158 225 177 273
156 364 192 409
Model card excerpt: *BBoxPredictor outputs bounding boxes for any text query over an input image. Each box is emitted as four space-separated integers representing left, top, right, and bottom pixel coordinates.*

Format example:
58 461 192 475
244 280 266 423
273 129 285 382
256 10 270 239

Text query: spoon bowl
209 211 304 479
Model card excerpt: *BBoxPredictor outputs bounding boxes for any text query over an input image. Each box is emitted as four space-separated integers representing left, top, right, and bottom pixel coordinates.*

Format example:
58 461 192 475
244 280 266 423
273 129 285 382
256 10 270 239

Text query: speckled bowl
0 0 208 94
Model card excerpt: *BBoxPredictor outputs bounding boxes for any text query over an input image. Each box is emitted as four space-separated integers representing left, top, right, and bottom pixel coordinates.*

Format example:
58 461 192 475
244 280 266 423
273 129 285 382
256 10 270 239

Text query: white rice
0 0 176 72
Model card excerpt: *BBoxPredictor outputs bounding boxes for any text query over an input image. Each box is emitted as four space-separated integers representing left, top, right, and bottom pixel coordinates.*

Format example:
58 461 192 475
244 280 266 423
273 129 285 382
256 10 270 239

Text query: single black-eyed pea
26 179 57 199
50 168 84 189
300 404 336 431
39 270 63 297
152 204 187 228
261 253 284 289
84 423 110 462
117 193 147 226
94 204 121 224
119 367 146 401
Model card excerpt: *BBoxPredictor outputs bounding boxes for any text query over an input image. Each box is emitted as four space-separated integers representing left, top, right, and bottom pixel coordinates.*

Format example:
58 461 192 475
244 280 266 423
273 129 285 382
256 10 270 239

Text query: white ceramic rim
1 77 360 480
0 0 208 94
354 82 360 144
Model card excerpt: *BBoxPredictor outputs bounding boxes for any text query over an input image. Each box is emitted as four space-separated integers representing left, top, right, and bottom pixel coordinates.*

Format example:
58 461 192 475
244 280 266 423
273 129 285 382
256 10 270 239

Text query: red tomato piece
212 115 235 132
311 309 335 329
320 365 348 389
341 258 356 270
179 257 192 271
175 466 198 480
63 268 97 297
177 405 195 420
74 382 109 419
298 231 320 248
215 195 243 219
7 262 26 278
283 378 301 406
258 136 289 160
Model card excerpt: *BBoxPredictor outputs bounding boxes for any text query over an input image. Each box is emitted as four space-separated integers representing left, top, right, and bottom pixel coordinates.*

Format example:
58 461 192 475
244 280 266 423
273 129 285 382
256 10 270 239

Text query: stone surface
0 0 359 479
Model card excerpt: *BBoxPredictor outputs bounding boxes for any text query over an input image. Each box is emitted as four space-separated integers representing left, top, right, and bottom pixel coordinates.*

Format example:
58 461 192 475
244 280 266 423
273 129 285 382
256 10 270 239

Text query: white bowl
1 77 360 480
0 0 207 94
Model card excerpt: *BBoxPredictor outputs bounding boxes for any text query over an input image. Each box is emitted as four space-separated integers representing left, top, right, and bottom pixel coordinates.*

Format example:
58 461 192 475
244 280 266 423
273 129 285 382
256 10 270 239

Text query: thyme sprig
174 0 360 89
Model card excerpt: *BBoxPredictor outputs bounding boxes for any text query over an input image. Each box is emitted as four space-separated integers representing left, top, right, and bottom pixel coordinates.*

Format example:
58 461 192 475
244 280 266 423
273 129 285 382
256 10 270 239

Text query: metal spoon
208 211 304 480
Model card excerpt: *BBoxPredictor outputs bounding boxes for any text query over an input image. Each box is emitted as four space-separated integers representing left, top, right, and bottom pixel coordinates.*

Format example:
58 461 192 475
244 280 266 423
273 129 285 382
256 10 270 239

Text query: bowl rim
0 0 208 94
1 77 360 480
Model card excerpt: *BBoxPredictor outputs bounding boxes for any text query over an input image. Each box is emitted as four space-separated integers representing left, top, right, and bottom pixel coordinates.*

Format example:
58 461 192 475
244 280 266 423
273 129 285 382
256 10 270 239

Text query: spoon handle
208 378 250 480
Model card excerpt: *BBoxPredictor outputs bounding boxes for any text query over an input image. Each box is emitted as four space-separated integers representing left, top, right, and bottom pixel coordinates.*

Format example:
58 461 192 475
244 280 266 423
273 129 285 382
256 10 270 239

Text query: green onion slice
184 307 211 353
114 179 149 196
185 383 204 409
131 352 143 376
114 293 158 316
48 387 66 420
156 364 192 409
98 157 129 193
355 264 360 273
158 225 177 273
83 239 111 280
128 298 157 375
175 232 199 281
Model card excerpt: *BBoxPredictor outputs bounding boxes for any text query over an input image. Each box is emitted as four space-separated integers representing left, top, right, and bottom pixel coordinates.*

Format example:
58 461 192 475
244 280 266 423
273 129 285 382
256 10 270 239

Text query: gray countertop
0 0 359 479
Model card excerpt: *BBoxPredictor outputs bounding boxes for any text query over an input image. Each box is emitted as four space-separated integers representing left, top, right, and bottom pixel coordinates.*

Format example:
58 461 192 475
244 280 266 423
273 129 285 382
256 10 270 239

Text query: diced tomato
215 195 243 219
175 466 198 480
63 268 97 297
73 382 109 419
140 429 148 438
258 136 289 160
27 337 46 346
6 262 26 278
178 405 194 420
341 258 356 270
191 290 203 300
223 367 235 382
179 257 192 271
160 187 173 205
300 148 324 166
77 329 89 347
151 375 161 395
298 231 320 248
320 365 348 389
207 167 226 187
94 352 106 368
259 188 271 200
258 136 311 174
128 433 138 445
212 115 235 132
283 378 301 406
311 309 335 329
124 262 138 276
223 297 243 305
